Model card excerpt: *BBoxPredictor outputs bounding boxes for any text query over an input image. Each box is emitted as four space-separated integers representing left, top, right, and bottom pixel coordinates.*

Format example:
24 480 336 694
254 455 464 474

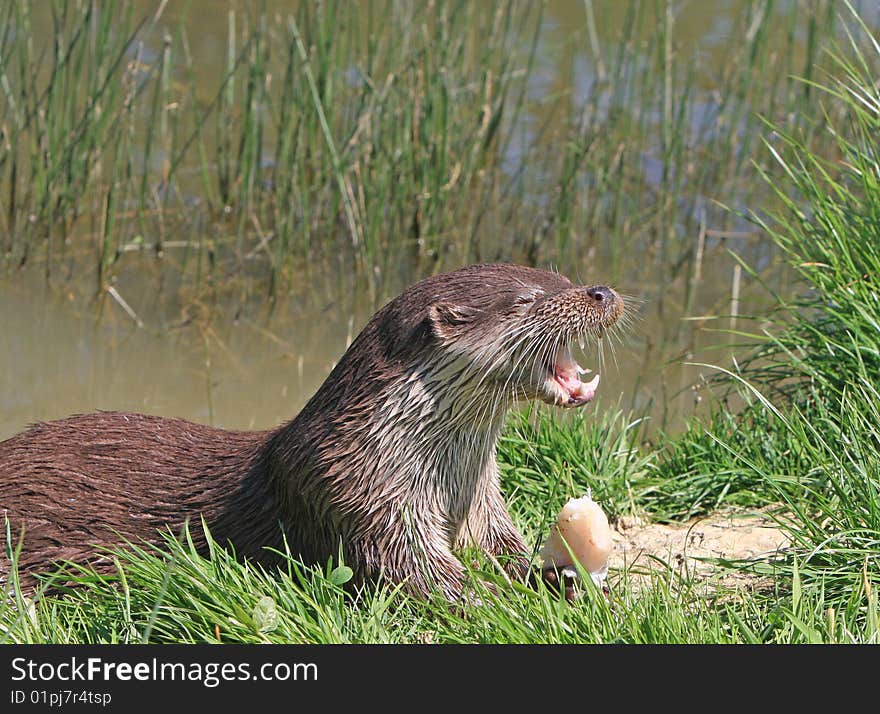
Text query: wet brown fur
0 263 622 600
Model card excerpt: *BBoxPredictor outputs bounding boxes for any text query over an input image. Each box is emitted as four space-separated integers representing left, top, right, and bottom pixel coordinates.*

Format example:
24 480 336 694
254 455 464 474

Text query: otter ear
514 287 545 307
429 302 480 337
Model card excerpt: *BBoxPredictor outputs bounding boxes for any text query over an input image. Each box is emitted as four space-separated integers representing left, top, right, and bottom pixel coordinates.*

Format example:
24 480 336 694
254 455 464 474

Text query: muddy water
0 249 762 440
0 261 674 437
0 266 363 435
0 1 825 440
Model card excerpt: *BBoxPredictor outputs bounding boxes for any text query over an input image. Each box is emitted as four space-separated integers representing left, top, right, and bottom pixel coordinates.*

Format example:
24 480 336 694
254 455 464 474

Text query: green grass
2 386 878 644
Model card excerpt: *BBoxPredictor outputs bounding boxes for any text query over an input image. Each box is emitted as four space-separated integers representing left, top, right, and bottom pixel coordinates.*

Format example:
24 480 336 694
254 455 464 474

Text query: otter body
0 264 623 599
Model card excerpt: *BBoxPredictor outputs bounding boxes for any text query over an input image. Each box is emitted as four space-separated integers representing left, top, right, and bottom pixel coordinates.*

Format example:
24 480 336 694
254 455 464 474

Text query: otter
0 263 623 600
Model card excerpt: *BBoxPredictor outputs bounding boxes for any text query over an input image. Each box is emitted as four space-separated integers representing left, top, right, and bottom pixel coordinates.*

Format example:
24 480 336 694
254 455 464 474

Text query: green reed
0 0 855 314
622 4 880 624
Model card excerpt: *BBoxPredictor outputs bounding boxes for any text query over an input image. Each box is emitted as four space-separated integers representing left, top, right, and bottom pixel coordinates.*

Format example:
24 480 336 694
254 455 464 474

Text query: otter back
0 412 283 581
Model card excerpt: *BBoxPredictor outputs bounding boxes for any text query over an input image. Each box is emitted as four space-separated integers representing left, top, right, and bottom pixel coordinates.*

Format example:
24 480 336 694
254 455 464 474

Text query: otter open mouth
544 344 601 407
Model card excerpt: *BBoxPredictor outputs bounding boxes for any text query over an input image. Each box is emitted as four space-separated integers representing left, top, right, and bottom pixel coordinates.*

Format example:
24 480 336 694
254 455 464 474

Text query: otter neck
275 356 513 540
341 365 511 532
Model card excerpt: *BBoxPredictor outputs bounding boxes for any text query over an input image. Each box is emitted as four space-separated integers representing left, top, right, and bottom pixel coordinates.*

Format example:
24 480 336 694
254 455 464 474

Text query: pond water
1 0 873 440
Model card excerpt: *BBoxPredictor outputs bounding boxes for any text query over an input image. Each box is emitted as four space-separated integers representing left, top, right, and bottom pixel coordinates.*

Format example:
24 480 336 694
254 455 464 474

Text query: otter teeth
551 355 601 407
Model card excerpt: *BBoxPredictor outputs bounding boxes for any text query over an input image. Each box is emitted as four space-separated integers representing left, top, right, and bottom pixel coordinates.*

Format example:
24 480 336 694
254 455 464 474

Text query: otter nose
586 286 614 303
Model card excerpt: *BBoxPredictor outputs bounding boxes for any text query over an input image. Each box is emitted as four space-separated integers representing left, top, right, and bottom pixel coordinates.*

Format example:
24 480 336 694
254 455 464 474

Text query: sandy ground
607 510 790 591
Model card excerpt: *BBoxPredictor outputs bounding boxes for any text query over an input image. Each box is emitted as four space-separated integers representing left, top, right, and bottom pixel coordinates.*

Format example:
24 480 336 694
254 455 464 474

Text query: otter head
406 264 624 413
290 263 625 597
